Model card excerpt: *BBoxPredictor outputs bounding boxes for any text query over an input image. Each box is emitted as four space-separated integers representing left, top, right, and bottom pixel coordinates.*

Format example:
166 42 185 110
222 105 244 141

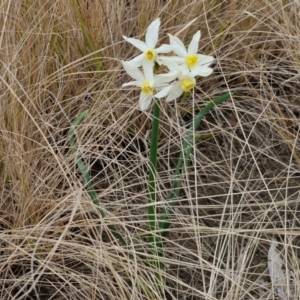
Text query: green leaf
158 92 233 238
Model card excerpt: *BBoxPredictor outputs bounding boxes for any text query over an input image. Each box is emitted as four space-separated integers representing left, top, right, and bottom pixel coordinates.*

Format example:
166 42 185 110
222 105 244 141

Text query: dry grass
1 0 300 299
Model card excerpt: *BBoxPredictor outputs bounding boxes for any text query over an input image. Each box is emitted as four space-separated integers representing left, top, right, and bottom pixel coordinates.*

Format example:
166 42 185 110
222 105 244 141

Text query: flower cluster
122 18 214 110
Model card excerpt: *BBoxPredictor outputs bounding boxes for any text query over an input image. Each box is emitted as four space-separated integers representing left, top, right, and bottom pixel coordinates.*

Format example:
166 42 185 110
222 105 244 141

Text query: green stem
146 99 165 291
148 100 160 247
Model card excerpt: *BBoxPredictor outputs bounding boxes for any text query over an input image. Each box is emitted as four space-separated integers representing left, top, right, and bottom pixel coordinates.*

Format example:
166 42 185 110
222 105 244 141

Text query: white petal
142 62 154 82
168 34 187 57
123 36 148 52
179 64 190 75
197 54 214 66
159 58 181 72
160 56 185 65
155 44 177 54
154 85 173 99
191 66 213 77
122 61 145 81
139 93 153 110
145 18 160 48
188 31 201 54
126 53 146 68
166 83 183 102
122 81 142 87
154 71 178 86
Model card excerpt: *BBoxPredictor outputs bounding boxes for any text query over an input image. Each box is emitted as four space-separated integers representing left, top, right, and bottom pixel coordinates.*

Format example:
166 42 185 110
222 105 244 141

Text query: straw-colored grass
1 0 300 299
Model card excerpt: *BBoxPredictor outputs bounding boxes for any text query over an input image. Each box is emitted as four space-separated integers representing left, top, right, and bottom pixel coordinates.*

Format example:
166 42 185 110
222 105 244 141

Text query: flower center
185 54 198 68
141 81 154 94
145 49 156 62
180 78 195 92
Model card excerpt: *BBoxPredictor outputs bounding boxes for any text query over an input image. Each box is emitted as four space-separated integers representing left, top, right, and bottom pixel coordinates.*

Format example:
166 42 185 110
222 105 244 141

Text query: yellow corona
180 78 195 92
141 81 154 94
185 54 198 68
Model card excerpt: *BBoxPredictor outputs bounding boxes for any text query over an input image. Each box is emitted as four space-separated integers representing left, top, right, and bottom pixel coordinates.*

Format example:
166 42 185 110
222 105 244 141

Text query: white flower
157 61 210 102
160 31 214 72
122 61 177 110
123 18 175 68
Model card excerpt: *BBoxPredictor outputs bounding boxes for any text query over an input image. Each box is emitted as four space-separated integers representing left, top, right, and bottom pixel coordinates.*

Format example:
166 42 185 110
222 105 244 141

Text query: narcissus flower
158 61 210 102
160 31 214 73
123 18 175 68
122 61 177 110
122 21 215 108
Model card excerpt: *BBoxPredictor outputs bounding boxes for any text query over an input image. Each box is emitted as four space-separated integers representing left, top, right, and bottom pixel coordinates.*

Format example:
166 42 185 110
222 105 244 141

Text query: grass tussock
1 0 300 299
